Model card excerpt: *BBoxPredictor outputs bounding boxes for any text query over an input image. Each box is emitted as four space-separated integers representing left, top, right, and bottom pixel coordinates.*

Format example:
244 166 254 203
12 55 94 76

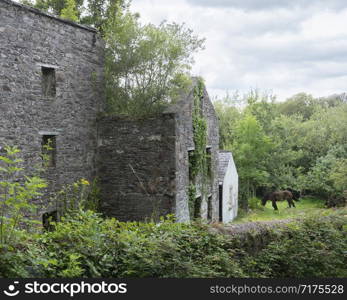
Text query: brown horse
261 190 296 210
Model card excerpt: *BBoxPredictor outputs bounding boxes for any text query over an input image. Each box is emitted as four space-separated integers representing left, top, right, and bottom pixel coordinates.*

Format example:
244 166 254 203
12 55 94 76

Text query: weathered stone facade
98 86 220 222
97 114 177 221
0 0 104 212
1 0 236 223
166 84 220 222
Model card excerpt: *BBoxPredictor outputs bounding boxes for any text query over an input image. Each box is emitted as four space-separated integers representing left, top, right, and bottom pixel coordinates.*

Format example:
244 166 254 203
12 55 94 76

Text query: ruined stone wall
97 115 177 221
202 87 220 221
169 85 220 222
0 0 104 213
168 94 192 222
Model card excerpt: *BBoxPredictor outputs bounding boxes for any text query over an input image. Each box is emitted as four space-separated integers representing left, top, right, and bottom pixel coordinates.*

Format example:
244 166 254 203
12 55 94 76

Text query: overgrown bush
0 146 48 278
0 146 47 244
0 232 39 277
242 211 347 277
39 212 244 278
248 197 264 210
5 122 344 279
1 200 346 278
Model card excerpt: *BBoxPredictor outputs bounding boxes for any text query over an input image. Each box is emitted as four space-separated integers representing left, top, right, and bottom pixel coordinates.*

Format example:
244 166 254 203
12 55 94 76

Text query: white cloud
131 0 347 100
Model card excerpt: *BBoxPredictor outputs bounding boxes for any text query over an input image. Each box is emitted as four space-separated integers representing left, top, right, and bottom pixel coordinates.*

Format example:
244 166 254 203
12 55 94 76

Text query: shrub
39 210 109 277
0 146 48 278
0 146 47 244
243 212 347 277
37 209 346 278
248 197 264 210
39 212 244 278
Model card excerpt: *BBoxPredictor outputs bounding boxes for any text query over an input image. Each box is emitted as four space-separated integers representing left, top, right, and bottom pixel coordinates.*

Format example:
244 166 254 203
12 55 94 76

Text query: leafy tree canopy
103 4 204 116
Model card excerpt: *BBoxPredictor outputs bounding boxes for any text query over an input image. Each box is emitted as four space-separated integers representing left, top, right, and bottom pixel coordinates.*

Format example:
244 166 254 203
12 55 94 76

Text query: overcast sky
131 0 347 101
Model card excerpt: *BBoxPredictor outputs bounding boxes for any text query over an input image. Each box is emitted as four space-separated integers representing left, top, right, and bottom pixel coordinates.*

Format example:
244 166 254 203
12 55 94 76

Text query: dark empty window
206 147 212 177
219 185 223 222
193 196 202 219
188 149 195 182
42 135 56 167
42 210 58 231
207 196 212 221
41 67 56 97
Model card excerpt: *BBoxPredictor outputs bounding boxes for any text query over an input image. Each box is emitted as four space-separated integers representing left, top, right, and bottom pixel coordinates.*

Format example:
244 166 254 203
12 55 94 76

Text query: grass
233 197 329 223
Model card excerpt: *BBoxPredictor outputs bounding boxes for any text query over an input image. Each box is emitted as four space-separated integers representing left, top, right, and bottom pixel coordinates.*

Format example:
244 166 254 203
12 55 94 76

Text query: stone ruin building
0 0 238 223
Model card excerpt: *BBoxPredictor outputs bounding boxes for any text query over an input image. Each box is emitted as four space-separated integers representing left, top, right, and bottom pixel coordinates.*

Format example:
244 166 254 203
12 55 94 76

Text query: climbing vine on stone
188 78 210 219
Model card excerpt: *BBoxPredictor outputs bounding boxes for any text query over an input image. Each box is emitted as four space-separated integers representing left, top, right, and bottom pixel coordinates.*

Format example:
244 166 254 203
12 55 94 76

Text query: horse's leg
272 200 278 210
291 199 296 208
287 198 295 208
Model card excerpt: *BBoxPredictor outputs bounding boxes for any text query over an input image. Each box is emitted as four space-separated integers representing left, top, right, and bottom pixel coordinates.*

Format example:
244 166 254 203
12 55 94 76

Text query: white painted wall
222 154 238 223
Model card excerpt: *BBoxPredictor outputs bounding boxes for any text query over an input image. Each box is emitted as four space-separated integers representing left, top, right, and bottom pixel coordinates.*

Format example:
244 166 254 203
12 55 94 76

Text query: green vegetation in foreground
1 209 346 278
233 197 327 223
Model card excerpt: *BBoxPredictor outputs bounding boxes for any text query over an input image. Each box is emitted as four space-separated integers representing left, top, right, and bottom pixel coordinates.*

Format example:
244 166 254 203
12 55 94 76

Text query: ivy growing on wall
188 183 197 220
188 78 210 219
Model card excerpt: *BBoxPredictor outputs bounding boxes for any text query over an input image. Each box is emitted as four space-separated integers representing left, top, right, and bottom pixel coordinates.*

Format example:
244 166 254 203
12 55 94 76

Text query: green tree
266 114 305 189
103 5 204 116
214 95 241 148
60 0 78 22
25 0 84 19
330 159 347 192
305 145 347 198
81 0 127 31
277 92 317 120
20 0 130 33
244 89 277 134
22 0 129 31
230 114 273 208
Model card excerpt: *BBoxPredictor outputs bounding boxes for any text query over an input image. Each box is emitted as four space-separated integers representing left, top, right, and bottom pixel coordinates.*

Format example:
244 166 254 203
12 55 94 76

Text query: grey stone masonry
98 81 220 222
167 81 219 222
0 0 104 212
97 114 177 221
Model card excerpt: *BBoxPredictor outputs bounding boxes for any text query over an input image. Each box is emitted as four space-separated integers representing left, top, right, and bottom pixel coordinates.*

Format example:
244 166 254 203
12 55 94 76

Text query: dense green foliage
103 6 203 116
0 146 345 278
21 0 127 28
243 212 347 277
215 91 347 208
0 209 345 278
0 146 47 244
188 79 210 219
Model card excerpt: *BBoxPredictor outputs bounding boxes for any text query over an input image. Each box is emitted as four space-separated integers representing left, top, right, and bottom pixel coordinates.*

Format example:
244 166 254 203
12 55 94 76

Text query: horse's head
293 190 301 201
285 188 300 201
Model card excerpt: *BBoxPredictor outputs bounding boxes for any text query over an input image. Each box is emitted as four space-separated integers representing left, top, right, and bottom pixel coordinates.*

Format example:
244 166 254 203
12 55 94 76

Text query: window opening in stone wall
206 147 212 177
0 146 6 155
207 195 212 221
188 149 195 182
42 210 58 231
193 196 202 219
41 66 56 97
42 135 56 167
